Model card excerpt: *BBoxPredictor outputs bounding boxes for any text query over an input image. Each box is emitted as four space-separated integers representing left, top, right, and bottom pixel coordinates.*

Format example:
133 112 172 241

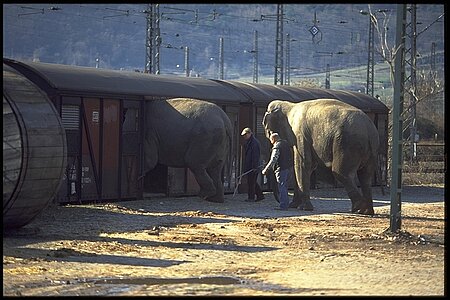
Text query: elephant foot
359 207 374 215
299 199 314 211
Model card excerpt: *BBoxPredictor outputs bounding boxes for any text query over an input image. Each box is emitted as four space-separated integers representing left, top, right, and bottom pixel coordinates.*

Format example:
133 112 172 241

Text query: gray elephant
144 98 232 203
262 99 379 215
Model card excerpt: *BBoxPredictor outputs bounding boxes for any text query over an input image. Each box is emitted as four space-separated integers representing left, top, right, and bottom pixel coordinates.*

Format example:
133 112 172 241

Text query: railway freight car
3 58 389 226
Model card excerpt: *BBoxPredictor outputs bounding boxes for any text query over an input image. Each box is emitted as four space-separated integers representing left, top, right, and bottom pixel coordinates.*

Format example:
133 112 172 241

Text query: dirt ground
3 184 445 296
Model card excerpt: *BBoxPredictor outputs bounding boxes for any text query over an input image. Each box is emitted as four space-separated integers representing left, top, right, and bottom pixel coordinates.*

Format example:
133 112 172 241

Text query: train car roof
3 58 245 103
221 81 388 113
4 58 388 113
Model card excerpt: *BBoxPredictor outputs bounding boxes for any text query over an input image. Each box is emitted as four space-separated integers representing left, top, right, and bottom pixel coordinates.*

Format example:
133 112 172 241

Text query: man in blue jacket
262 132 292 210
241 127 264 202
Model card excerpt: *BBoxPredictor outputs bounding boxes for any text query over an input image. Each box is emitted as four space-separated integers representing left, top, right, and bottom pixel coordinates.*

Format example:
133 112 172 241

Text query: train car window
256 108 265 136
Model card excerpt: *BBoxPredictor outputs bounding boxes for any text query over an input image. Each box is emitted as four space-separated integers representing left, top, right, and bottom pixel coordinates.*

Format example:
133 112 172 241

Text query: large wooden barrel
3 64 67 229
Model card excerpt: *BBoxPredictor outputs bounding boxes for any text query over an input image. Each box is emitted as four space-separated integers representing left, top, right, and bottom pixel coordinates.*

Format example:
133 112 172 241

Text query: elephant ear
263 106 280 136
263 106 280 124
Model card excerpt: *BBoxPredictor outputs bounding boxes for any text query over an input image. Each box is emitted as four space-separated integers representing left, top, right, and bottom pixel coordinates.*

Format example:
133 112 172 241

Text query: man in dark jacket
262 132 292 210
241 127 264 202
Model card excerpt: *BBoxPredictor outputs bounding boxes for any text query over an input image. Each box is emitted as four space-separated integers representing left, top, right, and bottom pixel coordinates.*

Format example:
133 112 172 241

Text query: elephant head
262 102 296 147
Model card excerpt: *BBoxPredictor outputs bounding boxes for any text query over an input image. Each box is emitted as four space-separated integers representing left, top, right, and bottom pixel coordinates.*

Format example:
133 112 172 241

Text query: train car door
121 100 143 199
237 104 252 193
58 97 122 203
166 168 200 197
57 96 103 203
80 97 102 201
102 99 120 200
57 97 82 204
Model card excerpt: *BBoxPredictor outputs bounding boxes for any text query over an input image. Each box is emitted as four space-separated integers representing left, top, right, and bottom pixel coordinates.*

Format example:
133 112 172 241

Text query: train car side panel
101 99 120 200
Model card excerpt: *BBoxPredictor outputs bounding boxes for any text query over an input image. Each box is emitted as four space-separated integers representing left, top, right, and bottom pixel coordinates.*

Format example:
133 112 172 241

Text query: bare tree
367 4 444 183
368 4 444 116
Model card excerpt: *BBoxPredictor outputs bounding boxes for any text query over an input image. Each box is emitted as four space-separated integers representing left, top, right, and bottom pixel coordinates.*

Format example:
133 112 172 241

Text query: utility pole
325 63 330 89
360 9 389 96
144 4 160 74
145 4 153 73
285 33 290 85
274 4 284 85
314 51 338 88
184 46 190 77
366 13 375 96
154 4 160 75
405 4 418 162
403 8 443 161
360 9 375 96
390 3 407 233
430 42 436 79
219 37 224 80
253 30 258 83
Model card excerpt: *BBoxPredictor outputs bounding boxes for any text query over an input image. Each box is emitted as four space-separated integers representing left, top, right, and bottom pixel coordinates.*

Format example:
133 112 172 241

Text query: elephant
262 99 379 215
144 98 232 203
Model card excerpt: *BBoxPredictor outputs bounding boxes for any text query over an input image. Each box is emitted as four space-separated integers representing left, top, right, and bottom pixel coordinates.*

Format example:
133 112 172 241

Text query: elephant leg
357 164 375 215
184 137 218 202
190 166 217 201
331 147 374 215
288 167 299 207
205 160 225 203
333 170 372 215
297 171 314 211
334 171 359 210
